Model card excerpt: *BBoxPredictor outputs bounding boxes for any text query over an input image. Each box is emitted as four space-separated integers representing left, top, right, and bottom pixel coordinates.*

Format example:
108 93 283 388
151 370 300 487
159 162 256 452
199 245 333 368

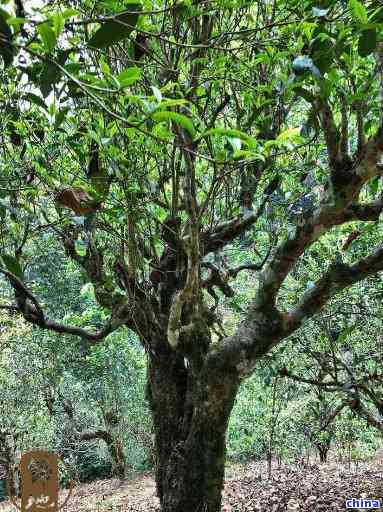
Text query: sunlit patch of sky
7 0 63 108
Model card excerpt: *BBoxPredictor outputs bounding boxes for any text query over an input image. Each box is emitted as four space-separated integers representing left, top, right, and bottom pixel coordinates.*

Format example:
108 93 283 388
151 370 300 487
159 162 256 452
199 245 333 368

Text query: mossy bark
146 342 239 512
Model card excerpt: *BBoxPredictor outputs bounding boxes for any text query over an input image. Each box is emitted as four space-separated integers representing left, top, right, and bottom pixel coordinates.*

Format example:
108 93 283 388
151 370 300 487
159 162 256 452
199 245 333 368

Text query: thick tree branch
209 220 383 374
319 402 347 432
285 243 383 333
201 177 279 255
377 43 383 125
0 267 124 343
348 397 383 434
168 128 201 349
254 149 383 314
0 304 19 313
317 98 341 169
278 367 340 390
343 197 383 222
78 430 113 443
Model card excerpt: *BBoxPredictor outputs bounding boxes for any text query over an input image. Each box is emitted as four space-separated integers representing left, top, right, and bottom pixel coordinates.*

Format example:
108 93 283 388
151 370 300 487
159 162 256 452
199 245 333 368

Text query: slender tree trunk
79 430 126 479
267 377 279 479
315 438 331 463
317 445 329 463
146 342 239 512
107 437 126 479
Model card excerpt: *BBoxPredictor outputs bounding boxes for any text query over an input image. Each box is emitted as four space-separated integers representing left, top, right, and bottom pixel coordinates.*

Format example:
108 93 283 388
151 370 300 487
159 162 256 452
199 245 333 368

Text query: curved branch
201 177 278 255
285 242 383 333
0 267 121 343
348 398 383 434
209 232 383 374
317 98 341 169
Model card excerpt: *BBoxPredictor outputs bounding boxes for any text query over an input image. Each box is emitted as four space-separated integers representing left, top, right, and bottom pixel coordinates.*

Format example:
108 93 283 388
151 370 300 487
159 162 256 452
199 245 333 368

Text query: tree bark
316 442 330 463
146 341 239 512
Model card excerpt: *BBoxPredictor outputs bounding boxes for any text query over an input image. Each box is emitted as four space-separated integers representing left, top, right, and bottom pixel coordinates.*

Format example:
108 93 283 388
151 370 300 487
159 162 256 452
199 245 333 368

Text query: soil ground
0 457 382 511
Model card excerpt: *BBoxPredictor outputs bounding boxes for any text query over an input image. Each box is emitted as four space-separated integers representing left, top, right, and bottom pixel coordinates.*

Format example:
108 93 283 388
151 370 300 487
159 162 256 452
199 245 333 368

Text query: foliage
1 0 383 509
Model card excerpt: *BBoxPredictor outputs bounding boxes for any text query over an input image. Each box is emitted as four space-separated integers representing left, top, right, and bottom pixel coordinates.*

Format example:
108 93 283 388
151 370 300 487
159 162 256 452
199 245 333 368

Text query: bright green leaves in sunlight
75 240 88 257
348 0 368 24
37 12 67 53
347 0 378 57
38 23 57 53
196 127 258 150
151 111 196 138
116 66 142 88
264 127 303 154
88 5 142 49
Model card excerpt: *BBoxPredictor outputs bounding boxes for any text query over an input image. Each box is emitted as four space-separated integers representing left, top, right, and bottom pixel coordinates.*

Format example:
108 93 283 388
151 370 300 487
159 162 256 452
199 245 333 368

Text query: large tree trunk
146 342 239 512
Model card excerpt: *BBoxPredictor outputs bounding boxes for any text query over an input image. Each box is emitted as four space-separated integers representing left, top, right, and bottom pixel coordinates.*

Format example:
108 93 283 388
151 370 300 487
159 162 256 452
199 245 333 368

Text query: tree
280 313 383 442
1 0 383 510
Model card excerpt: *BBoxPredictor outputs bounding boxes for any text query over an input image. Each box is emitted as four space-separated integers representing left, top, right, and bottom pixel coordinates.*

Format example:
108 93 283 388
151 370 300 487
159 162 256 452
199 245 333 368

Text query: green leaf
38 22 57 52
358 29 377 57
0 9 11 39
6 16 27 27
152 86 162 103
348 0 368 24
51 12 65 38
337 323 356 343
231 149 253 160
61 8 79 19
39 49 70 97
88 5 141 49
196 127 257 149
277 127 302 142
369 177 380 194
67 80 85 99
370 6 383 23
54 107 69 130
160 99 189 108
116 66 141 87
23 93 47 110
75 240 88 257
311 36 334 74
40 63 59 97
2 254 23 279
152 111 196 137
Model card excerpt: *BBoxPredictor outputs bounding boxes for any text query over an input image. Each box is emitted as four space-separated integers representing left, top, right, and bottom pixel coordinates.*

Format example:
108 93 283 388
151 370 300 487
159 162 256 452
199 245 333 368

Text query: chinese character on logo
7 450 73 511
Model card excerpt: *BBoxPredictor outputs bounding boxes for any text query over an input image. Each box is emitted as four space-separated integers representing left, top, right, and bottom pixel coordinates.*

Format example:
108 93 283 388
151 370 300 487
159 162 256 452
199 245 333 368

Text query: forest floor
0 456 382 511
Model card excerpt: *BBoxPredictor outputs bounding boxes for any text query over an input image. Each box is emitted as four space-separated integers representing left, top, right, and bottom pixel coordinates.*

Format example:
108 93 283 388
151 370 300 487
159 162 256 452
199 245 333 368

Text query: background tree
1 0 383 511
